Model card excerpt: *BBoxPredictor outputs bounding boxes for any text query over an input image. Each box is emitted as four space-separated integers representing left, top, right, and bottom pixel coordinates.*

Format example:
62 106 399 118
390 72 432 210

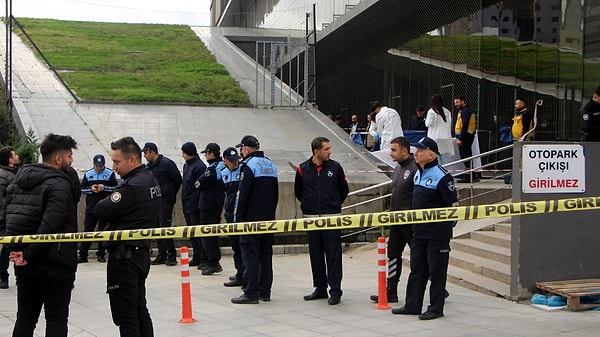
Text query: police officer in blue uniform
231 135 279 304
221 147 243 287
295 137 348 305
195 143 225 275
95 136 161 336
78 154 118 263
392 136 458 320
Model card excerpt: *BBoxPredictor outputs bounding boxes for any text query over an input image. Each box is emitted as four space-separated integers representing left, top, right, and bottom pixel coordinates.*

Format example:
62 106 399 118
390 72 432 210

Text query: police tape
1 196 599 244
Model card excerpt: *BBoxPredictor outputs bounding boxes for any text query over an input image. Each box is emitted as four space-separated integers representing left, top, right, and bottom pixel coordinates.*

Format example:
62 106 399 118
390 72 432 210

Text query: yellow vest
455 110 477 134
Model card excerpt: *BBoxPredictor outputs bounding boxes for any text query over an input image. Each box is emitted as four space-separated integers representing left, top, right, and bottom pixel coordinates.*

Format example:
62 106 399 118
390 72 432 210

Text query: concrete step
449 250 511 284
447 264 510 298
469 230 511 249
493 222 512 235
451 238 511 265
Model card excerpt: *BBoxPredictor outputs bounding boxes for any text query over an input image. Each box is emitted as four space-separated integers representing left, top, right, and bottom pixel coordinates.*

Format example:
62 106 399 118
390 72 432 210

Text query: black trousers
12 265 75 337
156 203 175 255
107 246 153 337
240 233 273 299
404 238 450 314
184 212 206 263
79 212 107 257
306 229 343 297
0 246 9 279
229 235 243 279
387 225 413 283
458 133 475 170
199 210 221 266
225 214 243 279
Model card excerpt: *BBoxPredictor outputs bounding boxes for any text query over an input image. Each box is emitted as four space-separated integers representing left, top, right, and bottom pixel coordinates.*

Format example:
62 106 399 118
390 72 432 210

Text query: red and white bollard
374 236 391 310
178 246 197 323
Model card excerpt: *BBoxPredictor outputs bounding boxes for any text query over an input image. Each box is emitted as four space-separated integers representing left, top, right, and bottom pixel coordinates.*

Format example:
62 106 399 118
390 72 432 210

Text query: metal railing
340 143 514 238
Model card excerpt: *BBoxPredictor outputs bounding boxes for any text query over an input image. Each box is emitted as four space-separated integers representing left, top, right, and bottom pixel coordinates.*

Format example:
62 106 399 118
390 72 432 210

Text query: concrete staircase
448 220 512 297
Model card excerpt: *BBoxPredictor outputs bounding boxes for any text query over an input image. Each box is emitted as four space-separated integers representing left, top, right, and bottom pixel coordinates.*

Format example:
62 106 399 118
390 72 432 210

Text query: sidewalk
0 247 597 336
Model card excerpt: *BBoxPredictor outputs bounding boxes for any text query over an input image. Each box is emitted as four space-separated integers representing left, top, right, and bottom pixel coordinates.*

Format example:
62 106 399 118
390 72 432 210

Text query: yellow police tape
1 196 599 244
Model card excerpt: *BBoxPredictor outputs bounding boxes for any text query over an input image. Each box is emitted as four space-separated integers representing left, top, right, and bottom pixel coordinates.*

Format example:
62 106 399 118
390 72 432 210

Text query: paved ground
0 245 598 337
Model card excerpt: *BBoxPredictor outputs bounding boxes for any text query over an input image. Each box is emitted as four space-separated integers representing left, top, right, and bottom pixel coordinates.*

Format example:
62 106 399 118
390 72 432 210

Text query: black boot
165 250 178 266
369 279 399 303
0 274 8 289
151 252 167 265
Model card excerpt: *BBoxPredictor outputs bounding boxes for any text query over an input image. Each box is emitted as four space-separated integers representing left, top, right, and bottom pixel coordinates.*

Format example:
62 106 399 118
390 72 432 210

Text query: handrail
342 143 514 210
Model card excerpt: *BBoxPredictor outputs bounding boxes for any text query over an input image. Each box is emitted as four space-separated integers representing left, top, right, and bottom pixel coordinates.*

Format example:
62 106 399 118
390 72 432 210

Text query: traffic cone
178 246 197 323
374 236 391 310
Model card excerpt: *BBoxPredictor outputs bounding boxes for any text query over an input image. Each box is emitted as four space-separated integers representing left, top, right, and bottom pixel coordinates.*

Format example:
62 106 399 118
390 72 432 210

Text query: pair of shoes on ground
231 294 270 304
392 306 443 320
223 278 242 287
201 263 223 275
303 289 341 305
96 254 106 263
369 294 399 303
371 289 448 302
151 252 177 266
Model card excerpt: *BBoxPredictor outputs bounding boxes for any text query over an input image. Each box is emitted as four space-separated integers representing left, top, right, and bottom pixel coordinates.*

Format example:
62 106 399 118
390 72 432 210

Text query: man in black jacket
1 133 78 337
295 137 349 305
143 142 182 266
195 143 225 275
96 136 161 337
581 86 600 141
180 142 207 269
0 146 20 289
370 137 418 303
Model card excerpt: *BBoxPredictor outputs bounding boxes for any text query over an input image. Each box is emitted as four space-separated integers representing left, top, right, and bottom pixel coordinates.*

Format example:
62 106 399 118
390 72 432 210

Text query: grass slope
15 18 250 104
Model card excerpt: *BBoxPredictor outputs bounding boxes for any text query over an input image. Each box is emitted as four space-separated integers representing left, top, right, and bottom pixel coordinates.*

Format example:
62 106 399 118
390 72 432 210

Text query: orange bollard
374 236 391 310
178 246 197 323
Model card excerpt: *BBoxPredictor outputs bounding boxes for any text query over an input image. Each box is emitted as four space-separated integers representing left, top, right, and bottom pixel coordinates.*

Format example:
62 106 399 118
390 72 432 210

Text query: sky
8 0 212 26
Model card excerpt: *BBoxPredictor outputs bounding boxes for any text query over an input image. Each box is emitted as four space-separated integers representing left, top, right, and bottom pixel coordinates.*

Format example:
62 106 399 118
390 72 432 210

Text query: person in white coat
371 101 404 150
425 94 454 164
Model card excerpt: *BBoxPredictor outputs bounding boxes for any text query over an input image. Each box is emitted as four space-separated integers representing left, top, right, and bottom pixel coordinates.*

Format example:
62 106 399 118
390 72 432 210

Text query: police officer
180 142 207 268
392 136 458 320
195 143 225 275
78 154 118 263
581 86 600 141
95 137 161 336
142 142 182 266
370 137 418 303
221 146 243 287
231 135 279 304
295 137 348 305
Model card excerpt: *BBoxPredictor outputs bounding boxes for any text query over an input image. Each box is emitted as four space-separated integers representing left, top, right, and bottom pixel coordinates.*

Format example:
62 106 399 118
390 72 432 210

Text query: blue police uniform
79 166 118 260
404 159 457 316
234 151 278 301
221 162 243 282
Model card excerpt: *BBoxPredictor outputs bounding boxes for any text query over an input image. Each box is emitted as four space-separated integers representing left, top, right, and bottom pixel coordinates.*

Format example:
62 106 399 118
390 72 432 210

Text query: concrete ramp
0 22 389 222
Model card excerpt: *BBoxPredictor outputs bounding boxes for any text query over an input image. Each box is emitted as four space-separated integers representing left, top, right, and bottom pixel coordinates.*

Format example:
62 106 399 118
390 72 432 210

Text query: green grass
14 18 250 104
401 34 597 92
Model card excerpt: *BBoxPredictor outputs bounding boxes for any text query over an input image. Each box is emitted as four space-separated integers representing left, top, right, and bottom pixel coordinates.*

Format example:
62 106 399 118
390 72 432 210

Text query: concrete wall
510 142 600 299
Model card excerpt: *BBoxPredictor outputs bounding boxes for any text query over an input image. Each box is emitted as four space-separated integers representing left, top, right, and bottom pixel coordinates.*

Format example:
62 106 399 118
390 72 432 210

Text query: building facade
213 0 600 150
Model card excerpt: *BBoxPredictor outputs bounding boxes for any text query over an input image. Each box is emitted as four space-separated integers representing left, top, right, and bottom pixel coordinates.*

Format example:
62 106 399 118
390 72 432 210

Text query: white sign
522 144 585 193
